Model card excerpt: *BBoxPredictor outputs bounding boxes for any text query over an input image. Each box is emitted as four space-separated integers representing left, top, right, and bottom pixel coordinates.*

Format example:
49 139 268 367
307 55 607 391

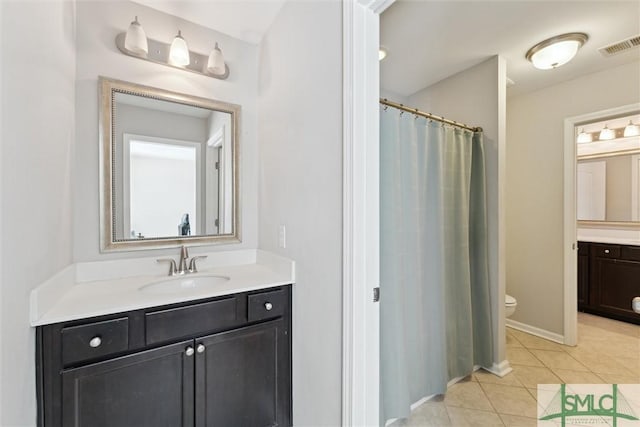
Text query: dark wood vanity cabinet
36 285 292 427
578 241 640 324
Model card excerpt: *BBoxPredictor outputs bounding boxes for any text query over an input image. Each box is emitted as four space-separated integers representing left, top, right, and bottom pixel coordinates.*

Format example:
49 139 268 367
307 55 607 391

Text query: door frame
563 102 640 346
342 0 394 425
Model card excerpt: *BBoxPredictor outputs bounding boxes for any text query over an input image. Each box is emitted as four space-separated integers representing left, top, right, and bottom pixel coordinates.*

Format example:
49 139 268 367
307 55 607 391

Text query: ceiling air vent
599 35 640 57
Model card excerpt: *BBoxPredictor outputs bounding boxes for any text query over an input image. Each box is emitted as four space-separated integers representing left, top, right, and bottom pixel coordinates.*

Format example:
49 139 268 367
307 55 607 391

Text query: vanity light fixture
526 32 588 70
124 16 148 56
169 30 190 66
599 124 616 140
116 17 230 80
379 47 388 61
624 120 640 137
576 128 592 144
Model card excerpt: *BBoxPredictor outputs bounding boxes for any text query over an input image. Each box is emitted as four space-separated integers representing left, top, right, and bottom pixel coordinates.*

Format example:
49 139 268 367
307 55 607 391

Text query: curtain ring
383 105 388 111
399 111 404 116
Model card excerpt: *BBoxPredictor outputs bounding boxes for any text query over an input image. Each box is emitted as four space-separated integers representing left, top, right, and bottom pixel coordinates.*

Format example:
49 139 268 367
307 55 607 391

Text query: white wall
0 1 76 425
408 56 508 368
257 1 343 425
74 1 259 261
507 60 640 335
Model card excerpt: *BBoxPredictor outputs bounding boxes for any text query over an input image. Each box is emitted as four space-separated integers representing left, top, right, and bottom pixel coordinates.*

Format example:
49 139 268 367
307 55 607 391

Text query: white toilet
505 294 517 318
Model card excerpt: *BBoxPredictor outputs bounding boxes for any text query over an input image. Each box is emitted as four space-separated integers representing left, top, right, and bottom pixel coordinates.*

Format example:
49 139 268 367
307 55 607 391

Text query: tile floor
390 313 640 426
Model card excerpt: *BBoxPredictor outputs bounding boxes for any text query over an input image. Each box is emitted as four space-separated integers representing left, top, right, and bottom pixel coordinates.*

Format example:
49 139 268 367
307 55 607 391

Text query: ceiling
133 0 285 44
380 1 640 98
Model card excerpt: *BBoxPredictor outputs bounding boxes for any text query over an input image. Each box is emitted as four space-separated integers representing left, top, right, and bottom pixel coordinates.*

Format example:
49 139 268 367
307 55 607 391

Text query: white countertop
578 236 640 246
30 249 295 326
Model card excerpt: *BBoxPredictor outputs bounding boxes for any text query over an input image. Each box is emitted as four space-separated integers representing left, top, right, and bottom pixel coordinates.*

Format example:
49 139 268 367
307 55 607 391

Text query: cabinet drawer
592 244 620 259
621 245 640 262
61 317 129 366
248 289 286 322
145 297 237 345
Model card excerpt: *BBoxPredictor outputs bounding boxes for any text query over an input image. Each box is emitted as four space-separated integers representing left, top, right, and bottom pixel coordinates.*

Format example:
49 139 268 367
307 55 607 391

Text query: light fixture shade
170 30 190 66
526 32 588 70
624 120 640 137
599 125 615 140
576 129 592 144
207 42 226 75
124 16 148 56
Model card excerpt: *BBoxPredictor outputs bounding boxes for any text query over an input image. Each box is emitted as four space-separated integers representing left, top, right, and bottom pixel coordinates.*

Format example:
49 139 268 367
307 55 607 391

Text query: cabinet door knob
264 302 273 311
185 346 195 356
604 249 610 254
197 344 205 353
89 336 102 348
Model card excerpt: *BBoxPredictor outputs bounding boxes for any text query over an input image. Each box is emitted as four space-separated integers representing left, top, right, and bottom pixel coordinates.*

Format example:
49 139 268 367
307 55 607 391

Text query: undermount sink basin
139 274 230 294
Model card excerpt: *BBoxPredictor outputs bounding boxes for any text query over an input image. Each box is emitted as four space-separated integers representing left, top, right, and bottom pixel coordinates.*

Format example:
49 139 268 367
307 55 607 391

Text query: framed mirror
99 77 240 251
576 110 640 228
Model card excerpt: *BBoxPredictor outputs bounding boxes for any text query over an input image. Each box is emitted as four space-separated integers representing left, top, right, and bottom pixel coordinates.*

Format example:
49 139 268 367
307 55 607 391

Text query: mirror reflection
100 78 240 251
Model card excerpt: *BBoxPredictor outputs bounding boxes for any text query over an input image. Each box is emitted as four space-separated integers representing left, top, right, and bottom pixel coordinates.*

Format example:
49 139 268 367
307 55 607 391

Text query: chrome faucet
157 246 208 276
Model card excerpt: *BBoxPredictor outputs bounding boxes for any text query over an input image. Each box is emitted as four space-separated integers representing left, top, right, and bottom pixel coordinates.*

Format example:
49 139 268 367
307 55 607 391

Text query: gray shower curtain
380 107 494 423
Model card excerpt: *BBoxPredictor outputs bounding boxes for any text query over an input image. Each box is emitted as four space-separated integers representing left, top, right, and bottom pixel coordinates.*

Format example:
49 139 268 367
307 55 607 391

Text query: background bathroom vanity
577 241 640 325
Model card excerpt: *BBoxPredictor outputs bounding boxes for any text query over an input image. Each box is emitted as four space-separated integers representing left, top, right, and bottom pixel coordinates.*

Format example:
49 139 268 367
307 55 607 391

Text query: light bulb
170 30 190 66
624 120 640 137
124 16 148 56
599 125 615 141
207 42 226 75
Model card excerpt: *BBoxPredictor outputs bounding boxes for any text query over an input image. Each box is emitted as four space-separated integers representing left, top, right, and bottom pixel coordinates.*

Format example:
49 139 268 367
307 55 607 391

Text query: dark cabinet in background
578 241 640 325
37 285 292 427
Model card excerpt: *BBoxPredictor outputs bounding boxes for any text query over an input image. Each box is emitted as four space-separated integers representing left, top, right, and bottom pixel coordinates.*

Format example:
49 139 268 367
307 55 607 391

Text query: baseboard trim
506 318 565 344
482 360 512 377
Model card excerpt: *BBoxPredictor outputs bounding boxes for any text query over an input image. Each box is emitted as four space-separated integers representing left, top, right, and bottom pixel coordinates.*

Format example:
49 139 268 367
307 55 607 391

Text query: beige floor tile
473 369 523 387
498 414 537 427
596 372 640 384
398 400 453 426
480 383 537 419
570 352 635 376
550 368 605 384
507 348 543 367
446 407 504 426
507 329 566 352
529 349 589 371
506 334 524 348
615 356 640 376
444 381 494 411
511 365 562 389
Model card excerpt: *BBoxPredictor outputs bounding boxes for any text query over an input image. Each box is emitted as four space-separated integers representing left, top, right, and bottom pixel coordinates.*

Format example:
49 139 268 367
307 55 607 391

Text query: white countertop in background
30 250 295 326
577 227 640 246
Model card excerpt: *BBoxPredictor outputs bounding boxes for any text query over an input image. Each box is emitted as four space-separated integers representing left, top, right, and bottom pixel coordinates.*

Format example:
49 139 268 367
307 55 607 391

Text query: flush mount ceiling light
526 32 588 70
379 47 388 61
576 128 592 144
624 120 640 137
116 16 230 80
599 124 616 140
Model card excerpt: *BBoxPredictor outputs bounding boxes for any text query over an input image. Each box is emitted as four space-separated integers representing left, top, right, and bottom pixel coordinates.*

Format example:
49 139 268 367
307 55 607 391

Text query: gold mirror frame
99 77 241 251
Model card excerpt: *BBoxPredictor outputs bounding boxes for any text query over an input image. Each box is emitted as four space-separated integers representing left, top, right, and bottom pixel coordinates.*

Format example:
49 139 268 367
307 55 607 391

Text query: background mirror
101 78 240 251
576 112 640 224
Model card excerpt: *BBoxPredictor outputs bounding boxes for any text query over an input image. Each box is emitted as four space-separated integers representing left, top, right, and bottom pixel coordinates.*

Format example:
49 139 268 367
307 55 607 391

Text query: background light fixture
116 17 230 80
124 16 148 56
526 32 588 70
624 120 640 137
599 124 615 140
576 128 592 144
207 42 226 75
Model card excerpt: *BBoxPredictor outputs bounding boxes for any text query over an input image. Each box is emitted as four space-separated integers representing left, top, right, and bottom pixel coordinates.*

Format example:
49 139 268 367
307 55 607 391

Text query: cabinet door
592 257 640 323
195 320 290 427
577 253 589 309
62 340 195 427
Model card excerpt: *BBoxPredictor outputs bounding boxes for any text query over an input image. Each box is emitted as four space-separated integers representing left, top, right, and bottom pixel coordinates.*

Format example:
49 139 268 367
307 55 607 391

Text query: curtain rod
380 98 483 133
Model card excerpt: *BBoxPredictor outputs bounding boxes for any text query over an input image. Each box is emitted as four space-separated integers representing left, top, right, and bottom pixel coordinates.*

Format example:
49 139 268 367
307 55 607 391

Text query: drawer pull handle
604 249 610 254
185 346 195 357
89 336 102 348
197 344 205 353
264 302 273 311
